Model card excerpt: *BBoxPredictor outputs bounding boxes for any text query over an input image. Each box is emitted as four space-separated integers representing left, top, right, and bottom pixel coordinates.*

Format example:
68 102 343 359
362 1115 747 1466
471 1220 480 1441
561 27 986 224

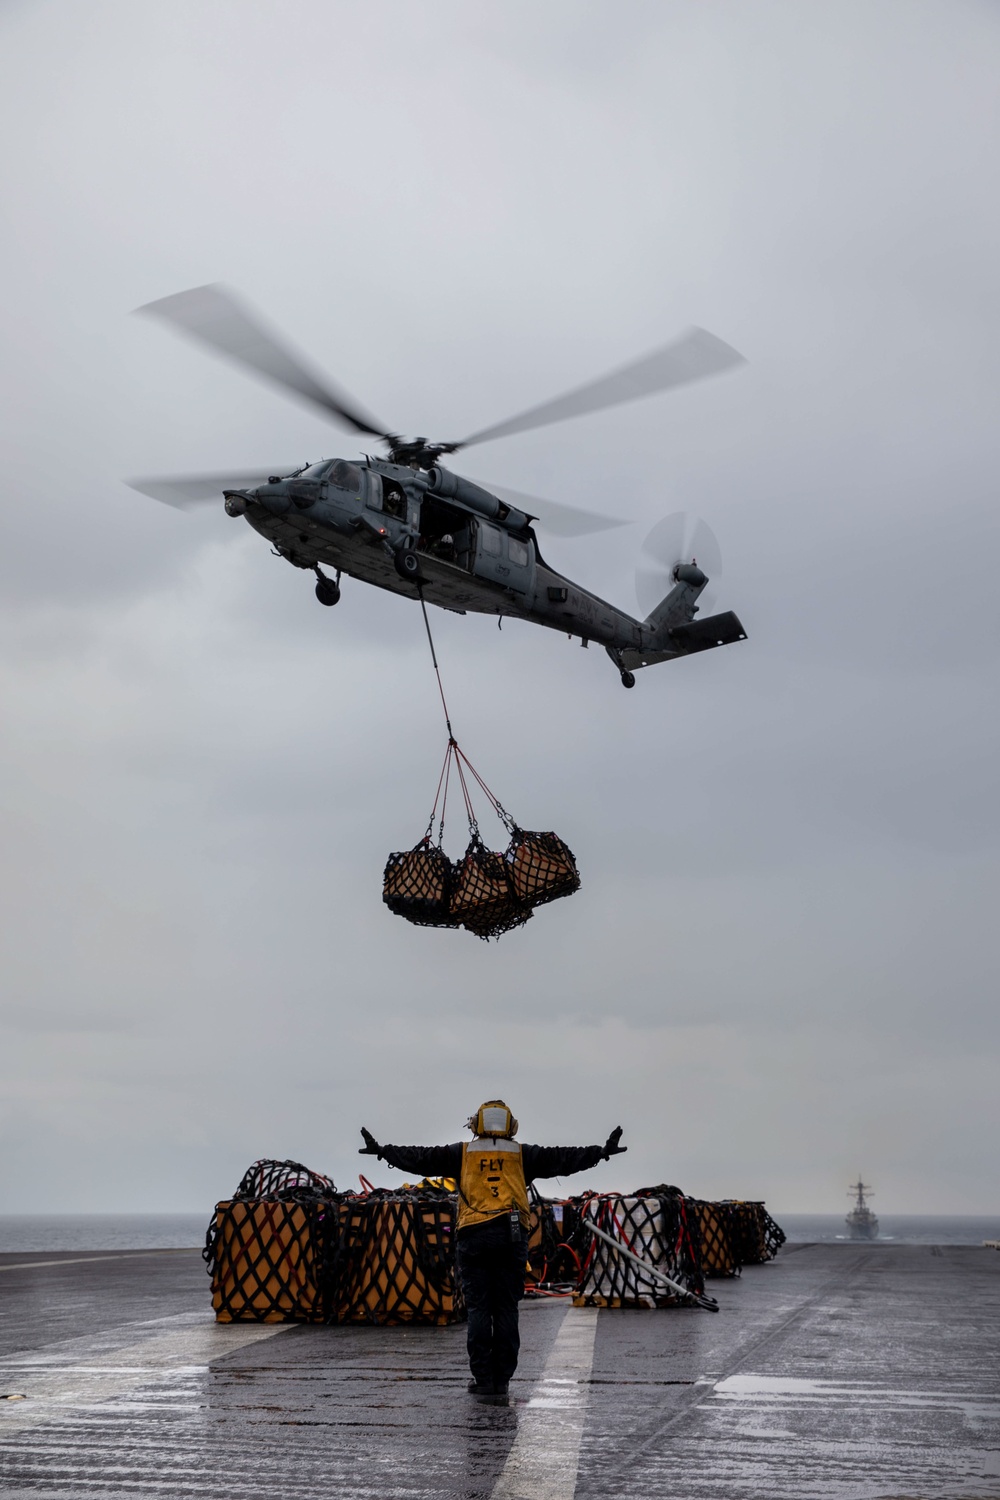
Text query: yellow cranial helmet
467 1100 518 1139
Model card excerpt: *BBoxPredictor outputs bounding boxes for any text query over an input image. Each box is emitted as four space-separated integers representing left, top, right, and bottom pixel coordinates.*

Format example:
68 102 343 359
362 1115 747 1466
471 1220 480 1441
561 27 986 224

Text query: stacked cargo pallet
204 1159 785 1325
525 1189 785 1308
205 1163 465 1326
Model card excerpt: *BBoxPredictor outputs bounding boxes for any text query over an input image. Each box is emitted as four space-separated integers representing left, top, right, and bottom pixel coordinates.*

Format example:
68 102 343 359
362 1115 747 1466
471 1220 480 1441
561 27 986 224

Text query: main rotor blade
136 284 390 439
453 328 745 451
476 479 629 537
126 468 296 509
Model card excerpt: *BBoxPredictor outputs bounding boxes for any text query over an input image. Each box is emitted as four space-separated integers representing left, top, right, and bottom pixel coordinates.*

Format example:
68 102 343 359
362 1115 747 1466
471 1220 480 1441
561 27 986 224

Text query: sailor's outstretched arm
521 1129 626 1182
358 1130 462 1178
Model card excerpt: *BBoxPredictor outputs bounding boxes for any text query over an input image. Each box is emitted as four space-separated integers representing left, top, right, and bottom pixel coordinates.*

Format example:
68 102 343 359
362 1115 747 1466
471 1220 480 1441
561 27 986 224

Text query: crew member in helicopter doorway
359 1101 626 1400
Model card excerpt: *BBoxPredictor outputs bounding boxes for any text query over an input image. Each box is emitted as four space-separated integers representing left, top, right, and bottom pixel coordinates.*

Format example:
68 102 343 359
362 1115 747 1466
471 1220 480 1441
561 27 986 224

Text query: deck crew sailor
359 1100 626 1400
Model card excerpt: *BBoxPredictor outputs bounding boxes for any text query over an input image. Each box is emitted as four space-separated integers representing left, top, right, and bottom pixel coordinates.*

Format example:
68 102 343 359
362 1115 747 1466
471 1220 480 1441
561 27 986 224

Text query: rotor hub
383 435 458 470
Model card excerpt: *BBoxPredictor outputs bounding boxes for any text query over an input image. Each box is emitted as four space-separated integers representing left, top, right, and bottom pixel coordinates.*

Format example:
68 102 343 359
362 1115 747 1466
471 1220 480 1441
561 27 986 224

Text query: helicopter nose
251 480 292 515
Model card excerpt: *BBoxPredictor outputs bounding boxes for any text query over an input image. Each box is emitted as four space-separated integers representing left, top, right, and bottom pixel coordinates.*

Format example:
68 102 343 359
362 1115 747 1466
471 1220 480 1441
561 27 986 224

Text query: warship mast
846 1177 879 1240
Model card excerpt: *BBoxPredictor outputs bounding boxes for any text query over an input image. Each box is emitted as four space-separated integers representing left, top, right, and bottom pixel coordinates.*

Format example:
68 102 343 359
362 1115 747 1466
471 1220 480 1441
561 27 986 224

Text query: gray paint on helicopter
130 283 748 682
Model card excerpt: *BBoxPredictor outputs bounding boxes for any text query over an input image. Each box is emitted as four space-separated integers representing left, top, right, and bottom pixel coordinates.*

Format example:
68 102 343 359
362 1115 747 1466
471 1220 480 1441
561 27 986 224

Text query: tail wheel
620 671 636 689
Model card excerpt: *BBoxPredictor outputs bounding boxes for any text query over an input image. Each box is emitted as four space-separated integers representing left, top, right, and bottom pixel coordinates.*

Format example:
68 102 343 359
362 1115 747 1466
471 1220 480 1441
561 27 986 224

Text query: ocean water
0 1215 208 1254
778 1214 1000 1245
1 1212 998 1254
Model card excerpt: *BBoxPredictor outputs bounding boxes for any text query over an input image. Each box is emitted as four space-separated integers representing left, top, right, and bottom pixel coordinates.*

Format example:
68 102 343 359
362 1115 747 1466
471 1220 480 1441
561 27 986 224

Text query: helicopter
129 285 748 688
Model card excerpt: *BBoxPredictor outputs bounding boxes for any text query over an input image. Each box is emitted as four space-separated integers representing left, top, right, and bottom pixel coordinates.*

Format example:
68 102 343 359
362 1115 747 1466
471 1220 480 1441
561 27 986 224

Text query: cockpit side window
329 459 361 491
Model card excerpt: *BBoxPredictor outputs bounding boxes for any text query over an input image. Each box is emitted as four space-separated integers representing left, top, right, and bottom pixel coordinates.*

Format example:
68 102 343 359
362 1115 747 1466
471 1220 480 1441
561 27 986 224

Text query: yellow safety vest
458 1138 529 1232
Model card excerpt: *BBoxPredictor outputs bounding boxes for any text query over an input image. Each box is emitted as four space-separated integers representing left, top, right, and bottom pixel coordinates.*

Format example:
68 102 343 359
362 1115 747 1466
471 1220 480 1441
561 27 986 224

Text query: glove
358 1127 383 1158
603 1126 627 1159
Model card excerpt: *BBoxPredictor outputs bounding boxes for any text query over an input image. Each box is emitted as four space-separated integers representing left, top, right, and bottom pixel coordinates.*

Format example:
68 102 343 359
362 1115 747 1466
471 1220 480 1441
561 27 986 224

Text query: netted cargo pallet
725 1200 786 1263
234 1157 336 1199
332 1192 464 1325
383 841 458 928
205 1163 465 1326
206 1196 338 1323
505 830 580 908
451 836 532 940
687 1198 741 1277
572 1188 710 1309
525 1196 584 1295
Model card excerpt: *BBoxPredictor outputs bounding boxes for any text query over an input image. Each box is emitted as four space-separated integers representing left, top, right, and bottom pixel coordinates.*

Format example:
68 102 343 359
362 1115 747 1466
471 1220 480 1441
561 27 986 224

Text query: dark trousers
456 1217 528 1387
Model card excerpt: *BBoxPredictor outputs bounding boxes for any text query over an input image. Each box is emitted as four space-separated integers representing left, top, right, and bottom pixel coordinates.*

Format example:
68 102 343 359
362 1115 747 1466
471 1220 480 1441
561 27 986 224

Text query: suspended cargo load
505 829 580 908
382 734 578 941
382 841 458 928
450 835 532 940
383 598 579 940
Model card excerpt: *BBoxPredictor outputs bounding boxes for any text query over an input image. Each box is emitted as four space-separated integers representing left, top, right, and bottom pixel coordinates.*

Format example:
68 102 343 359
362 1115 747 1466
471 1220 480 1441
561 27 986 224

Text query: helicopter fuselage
224 458 743 679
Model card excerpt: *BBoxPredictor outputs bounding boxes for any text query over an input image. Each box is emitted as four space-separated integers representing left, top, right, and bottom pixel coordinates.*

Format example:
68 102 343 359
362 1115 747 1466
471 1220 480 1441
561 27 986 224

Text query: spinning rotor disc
635 511 722 619
131 283 745 538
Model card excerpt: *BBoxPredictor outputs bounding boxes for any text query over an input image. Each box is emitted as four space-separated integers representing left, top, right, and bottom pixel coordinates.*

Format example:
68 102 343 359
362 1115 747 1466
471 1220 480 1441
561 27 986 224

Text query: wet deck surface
1 1243 998 1498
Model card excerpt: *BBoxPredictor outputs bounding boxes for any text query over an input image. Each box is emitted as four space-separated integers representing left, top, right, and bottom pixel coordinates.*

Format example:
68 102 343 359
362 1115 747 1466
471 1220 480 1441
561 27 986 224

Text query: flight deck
1 1242 998 1498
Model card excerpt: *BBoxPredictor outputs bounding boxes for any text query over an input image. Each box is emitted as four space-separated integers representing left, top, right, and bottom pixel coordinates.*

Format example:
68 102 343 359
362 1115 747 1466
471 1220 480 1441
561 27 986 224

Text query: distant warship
846 1178 879 1240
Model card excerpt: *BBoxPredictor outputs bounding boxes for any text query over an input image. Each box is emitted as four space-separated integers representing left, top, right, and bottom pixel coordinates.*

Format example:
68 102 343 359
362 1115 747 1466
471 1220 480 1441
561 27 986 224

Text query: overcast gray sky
1 0 998 1217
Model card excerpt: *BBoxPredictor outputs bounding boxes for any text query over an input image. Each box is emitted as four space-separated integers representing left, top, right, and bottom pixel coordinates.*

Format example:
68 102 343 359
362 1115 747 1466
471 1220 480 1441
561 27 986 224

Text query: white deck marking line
0 1313 286 1436
491 1306 599 1500
0 1250 196 1273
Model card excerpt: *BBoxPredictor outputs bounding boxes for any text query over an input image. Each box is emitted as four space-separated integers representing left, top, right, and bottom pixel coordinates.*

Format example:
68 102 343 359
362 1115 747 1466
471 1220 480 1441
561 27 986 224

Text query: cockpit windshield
329 459 362 490
296 459 362 490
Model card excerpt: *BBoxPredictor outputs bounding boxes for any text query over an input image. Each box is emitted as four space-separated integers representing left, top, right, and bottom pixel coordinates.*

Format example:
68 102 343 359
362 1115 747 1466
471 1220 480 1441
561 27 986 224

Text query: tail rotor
635 511 722 620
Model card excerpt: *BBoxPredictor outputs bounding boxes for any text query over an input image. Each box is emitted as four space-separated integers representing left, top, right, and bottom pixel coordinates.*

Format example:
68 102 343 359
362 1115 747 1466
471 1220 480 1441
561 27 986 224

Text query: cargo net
686 1199 741 1278
233 1158 337 1201
571 1188 717 1311
205 1161 464 1326
332 1191 464 1326
383 597 579 940
525 1193 587 1297
528 1191 785 1299
383 843 455 930
204 1160 340 1324
383 737 579 941
724 1201 786 1264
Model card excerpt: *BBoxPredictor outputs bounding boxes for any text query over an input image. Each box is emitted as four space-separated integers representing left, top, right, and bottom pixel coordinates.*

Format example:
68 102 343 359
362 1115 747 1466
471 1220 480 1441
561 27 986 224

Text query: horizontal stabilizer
668 610 747 654
615 610 747 673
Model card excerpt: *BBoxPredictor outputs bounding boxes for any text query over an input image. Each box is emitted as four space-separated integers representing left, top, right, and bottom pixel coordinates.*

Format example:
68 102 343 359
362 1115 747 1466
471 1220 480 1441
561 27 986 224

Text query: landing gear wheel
315 580 341 606
394 545 422 582
620 671 636 689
